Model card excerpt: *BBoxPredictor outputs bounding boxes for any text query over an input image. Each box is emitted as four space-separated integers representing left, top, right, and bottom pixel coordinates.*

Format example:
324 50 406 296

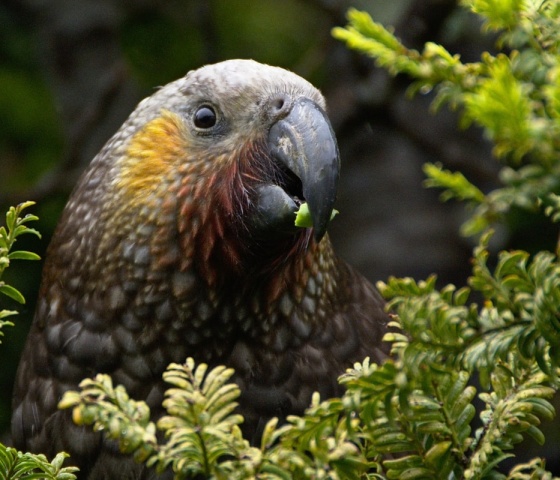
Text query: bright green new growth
334 0 560 237
0 448 77 480
0 201 40 339
0 203 77 479
59 359 368 479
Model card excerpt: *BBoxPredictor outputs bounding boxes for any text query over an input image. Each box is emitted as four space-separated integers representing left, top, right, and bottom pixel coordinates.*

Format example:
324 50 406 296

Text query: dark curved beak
268 97 340 242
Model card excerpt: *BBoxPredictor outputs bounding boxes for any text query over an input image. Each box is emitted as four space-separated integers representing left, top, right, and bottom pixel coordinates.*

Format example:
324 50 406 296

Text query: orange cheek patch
117 110 189 195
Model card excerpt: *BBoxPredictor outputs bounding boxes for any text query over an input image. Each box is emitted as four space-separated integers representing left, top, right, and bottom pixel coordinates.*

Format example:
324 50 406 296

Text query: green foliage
329 1 560 477
0 203 76 479
60 360 250 479
0 446 78 480
60 331 557 478
468 233 560 372
58 373 158 466
376 250 558 477
0 201 40 341
60 359 368 479
333 1 560 236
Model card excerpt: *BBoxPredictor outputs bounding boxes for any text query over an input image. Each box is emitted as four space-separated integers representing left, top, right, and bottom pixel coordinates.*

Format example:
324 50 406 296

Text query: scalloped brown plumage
11 59 389 479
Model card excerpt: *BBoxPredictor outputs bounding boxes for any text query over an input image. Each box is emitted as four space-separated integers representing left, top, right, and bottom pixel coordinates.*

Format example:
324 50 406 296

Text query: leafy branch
0 203 76 479
60 360 259 479
333 1 560 236
60 359 370 480
0 201 41 341
0 447 78 480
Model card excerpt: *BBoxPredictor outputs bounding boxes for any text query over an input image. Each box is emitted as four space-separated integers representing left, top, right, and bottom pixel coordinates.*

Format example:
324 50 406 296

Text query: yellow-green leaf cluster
334 1 560 238
0 445 78 480
0 201 41 342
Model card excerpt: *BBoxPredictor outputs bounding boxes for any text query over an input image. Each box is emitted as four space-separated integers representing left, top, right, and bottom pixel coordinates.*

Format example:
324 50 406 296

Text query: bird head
69 60 340 285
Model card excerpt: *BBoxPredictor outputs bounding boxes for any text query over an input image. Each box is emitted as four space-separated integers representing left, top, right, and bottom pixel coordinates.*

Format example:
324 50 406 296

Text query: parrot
11 59 389 479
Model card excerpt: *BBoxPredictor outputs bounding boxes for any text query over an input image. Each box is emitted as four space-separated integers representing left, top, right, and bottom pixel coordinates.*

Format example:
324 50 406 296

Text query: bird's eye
194 106 217 129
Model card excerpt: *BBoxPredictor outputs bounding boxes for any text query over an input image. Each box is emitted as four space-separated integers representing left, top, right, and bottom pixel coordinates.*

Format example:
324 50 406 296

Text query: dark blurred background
1 0 557 472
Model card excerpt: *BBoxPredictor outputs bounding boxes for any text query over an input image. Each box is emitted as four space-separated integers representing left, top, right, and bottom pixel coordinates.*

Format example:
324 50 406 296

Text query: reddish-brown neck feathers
177 138 312 287
114 111 315 294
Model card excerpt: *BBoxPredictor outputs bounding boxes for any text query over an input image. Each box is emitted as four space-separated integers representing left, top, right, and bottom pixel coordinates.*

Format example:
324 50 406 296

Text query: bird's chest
54 226 325 402
104 269 278 365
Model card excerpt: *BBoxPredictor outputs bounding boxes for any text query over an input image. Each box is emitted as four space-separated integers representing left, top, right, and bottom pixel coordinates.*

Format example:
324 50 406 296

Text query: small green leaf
294 202 313 227
424 441 452 468
8 250 41 261
384 455 423 467
294 202 339 228
423 162 485 203
0 284 25 304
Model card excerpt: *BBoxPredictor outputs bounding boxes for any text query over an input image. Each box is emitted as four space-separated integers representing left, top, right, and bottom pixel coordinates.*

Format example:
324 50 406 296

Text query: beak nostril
267 94 291 120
